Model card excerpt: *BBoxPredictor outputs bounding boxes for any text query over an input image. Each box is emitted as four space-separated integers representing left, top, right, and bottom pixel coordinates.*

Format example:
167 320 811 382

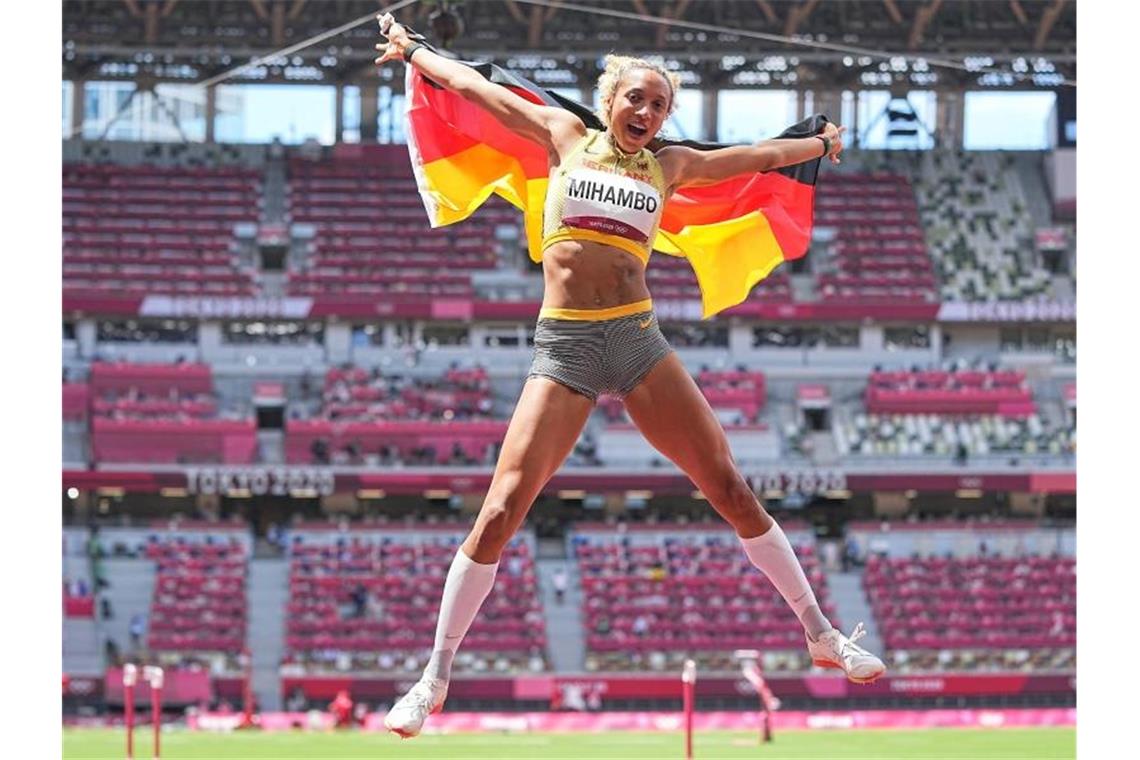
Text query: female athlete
374 12 885 738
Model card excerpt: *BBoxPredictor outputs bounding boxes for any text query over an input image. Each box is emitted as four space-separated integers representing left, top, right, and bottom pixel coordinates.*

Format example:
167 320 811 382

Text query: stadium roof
63 0 1075 91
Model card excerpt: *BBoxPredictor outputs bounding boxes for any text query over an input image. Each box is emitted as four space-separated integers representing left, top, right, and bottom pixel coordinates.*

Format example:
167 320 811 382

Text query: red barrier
186 707 1076 734
281 671 1074 703
104 667 211 707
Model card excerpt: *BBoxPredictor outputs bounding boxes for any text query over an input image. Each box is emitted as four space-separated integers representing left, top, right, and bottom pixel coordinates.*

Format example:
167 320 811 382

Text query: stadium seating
146 537 248 660
282 530 548 675
834 365 1074 458
839 412 1074 458
285 150 510 300
573 528 834 674
864 553 1075 673
286 365 506 465
856 151 1053 302
864 368 1033 415
85 362 257 464
813 172 938 303
598 368 766 424
62 163 261 297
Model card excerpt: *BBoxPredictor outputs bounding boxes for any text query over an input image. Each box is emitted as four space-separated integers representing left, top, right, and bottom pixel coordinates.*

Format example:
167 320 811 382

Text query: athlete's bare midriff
539 238 652 310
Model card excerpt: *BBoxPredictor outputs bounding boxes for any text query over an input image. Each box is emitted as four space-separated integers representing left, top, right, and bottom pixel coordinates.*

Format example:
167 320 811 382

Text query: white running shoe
383 678 448 738
806 622 886 684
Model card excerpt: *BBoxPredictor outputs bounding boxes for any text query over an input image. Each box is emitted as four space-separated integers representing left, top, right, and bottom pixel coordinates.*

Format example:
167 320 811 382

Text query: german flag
405 59 825 319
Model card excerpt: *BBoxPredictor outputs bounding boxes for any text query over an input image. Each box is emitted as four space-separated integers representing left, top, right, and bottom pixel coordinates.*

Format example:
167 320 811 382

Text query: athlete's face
608 69 672 152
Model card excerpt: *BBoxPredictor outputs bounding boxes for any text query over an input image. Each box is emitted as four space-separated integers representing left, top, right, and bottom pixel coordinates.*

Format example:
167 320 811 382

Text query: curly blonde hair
596 54 682 125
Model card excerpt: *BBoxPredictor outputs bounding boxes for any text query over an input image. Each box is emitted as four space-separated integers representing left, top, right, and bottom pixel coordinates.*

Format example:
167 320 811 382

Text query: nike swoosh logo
638 318 653 329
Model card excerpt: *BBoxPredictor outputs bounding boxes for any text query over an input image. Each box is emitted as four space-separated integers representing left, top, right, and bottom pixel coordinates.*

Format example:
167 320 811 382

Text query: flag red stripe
409 77 549 177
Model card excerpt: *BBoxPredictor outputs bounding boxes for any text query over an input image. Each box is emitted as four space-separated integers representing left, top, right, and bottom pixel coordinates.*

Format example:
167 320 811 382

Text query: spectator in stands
265 522 283 551
552 566 568 605
375 11 881 739
311 439 330 465
843 535 862 571
104 638 121 666
350 584 369 619
955 442 969 466
129 613 146 649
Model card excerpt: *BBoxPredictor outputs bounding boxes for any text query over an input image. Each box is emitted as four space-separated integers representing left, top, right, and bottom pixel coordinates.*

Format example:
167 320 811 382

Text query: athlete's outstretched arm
375 13 584 155
659 123 845 189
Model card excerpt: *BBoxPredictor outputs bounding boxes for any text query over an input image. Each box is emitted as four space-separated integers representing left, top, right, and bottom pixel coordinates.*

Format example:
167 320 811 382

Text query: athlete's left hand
820 122 845 165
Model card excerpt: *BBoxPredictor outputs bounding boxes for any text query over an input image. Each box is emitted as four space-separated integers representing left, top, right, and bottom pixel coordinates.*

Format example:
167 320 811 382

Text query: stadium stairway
99 558 157 657
1013 153 1058 229
63 421 88 467
536 558 587 672
247 558 290 711
257 430 285 465
263 147 287 222
63 618 103 675
824 570 885 658
63 551 104 674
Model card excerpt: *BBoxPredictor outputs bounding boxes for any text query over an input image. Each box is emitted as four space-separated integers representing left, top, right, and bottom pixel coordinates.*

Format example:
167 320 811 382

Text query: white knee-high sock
422 548 499 683
740 523 833 641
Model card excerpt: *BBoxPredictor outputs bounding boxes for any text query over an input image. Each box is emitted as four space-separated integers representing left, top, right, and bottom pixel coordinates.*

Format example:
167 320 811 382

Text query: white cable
511 0 1075 87
196 0 421 89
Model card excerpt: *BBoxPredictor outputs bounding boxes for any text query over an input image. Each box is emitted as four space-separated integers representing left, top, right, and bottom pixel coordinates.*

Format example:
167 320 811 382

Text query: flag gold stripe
420 143 549 261
657 210 786 319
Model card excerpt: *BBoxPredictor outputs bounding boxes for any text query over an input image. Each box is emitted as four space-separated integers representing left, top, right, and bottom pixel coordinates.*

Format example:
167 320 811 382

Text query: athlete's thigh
621 353 737 487
488 376 595 504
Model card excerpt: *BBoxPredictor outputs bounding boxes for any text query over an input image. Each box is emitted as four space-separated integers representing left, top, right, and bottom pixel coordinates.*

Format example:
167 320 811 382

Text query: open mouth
627 124 648 139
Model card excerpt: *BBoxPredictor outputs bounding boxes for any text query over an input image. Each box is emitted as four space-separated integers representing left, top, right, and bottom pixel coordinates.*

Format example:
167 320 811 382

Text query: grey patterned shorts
526 307 674 402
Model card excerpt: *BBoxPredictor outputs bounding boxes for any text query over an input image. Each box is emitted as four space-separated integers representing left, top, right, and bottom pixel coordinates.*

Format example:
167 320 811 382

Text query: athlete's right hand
375 13 412 66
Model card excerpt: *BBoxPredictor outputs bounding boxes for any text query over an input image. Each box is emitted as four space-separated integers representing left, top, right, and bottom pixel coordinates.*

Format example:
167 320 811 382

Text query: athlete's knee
706 465 766 530
467 472 530 558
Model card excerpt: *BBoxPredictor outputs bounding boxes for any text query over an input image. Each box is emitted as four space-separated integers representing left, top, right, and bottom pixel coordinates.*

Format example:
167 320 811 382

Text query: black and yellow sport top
541 129 669 265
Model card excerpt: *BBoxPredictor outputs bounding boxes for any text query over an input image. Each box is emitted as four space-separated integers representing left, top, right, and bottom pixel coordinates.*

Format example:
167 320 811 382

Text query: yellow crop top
541 129 668 265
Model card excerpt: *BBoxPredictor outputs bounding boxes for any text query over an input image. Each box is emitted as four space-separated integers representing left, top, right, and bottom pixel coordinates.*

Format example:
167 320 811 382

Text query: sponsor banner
61 293 963 323
187 708 1075 734
62 469 1077 496
737 302 940 322
938 301 1076 323
139 296 314 319
796 384 830 406
104 667 211 707
1029 472 1077 494
63 676 103 700
185 467 336 497
1035 227 1068 252
62 470 189 492
284 673 1074 703
308 297 436 319
62 294 146 316
846 473 1033 492
64 294 946 323
746 469 848 496
658 300 941 323
189 711 336 732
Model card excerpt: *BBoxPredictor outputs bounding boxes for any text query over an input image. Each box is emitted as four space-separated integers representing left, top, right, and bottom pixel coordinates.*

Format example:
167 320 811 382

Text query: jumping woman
374 12 885 738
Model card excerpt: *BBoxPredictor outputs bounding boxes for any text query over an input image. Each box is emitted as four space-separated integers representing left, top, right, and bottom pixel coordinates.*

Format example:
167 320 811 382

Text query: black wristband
816 135 831 158
403 42 425 62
